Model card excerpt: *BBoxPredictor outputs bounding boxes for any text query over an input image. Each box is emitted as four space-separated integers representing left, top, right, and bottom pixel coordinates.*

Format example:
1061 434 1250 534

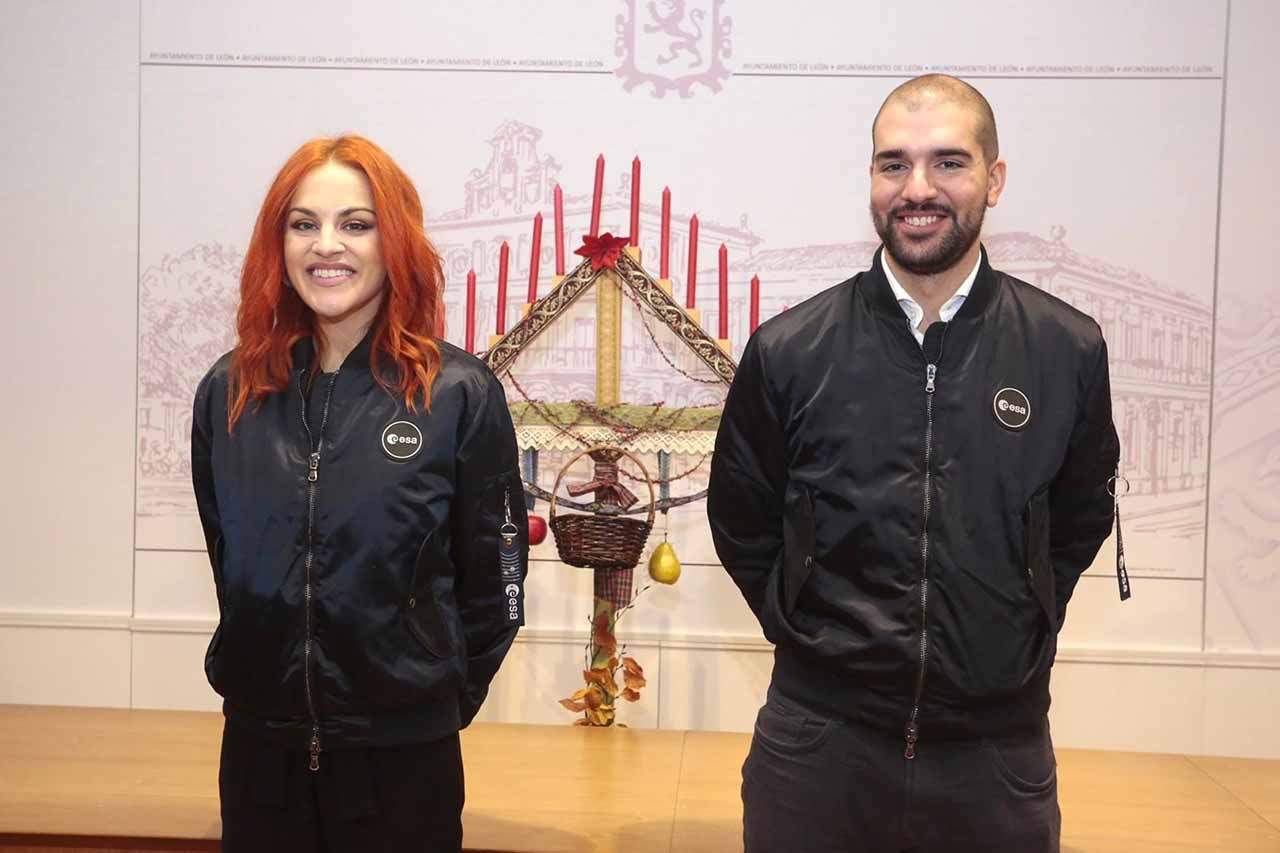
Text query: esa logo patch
504 583 524 624
993 387 1032 430
381 421 423 460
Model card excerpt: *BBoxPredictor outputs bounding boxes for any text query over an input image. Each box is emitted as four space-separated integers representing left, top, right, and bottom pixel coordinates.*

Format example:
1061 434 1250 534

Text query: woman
191 135 527 851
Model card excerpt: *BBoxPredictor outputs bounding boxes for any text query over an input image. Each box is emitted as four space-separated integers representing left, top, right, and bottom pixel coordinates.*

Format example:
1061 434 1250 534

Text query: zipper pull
308 452 320 483
309 730 322 772
924 363 937 394
501 487 517 550
904 720 919 760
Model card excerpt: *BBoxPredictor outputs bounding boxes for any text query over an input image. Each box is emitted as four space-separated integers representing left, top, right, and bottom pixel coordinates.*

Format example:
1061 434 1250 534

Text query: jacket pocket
210 534 226 612
781 482 818 615
204 536 227 684
983 719 1057 794
203 623 225 687
751 695 834 757
1024 484 1056 629
404 533 454 660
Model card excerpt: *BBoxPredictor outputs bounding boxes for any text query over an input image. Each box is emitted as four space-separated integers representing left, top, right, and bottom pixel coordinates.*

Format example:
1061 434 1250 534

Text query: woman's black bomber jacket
191 333 528 759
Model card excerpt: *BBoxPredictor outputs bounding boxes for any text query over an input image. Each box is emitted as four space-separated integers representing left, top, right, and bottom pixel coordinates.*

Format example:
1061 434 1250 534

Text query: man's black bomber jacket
708 246 1120 745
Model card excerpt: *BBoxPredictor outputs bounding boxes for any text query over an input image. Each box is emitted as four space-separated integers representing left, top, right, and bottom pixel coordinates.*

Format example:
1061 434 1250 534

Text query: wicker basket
549 446 655 571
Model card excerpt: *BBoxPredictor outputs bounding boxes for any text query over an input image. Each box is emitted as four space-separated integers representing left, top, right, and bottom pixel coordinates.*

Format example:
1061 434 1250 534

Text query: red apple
528 514 548 546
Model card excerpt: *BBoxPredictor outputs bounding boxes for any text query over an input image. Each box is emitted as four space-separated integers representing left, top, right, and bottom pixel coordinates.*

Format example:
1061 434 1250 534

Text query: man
707 75 1120 852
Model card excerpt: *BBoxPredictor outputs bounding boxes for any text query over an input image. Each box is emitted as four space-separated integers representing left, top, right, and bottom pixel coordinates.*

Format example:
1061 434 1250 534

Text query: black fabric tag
1116 499 1131 601
499 519 524 626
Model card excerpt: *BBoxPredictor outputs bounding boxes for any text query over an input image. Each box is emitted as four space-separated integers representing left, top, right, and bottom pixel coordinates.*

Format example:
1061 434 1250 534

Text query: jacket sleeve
450 371 527 728
1049 336 1121 624
708 334 788 624
190 368 224 602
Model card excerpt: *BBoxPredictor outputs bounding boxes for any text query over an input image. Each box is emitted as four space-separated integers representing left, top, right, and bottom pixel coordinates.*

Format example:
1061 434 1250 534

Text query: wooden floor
1 705 1278 852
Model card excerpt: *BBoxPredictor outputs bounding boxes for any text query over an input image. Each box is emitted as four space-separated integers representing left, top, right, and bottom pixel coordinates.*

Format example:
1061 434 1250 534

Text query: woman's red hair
228 135 445 430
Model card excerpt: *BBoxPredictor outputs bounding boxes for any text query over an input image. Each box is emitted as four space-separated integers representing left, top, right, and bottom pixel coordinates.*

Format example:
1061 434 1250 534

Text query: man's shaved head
872 74 999 163
868 74 1008 277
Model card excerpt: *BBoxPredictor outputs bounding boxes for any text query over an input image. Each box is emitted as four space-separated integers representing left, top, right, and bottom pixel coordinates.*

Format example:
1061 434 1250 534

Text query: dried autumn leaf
621 656 644 676
583 668 619 697
561 683 604 713
621 687 641 702
607 655 619 672
587 707 613 726
573 718 592 726
623 669 647 691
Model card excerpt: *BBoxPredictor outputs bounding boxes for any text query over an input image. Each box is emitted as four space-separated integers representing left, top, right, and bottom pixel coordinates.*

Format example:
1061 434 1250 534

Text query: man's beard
872 202 985 276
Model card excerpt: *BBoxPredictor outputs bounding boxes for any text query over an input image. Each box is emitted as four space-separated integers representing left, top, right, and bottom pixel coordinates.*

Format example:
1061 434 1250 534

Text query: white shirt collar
881 250 981 345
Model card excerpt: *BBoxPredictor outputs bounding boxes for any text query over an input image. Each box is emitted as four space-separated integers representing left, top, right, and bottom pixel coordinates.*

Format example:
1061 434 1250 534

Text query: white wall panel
3 0 1279 760
1204 0 1280 654
523 559 596 633
657 645 772 733
131 629 221 712
134 550 219 621
140 1 1225 78
1049 661 1206 754
0 624 131 708
0 0 139 613
1202 666 1280 759
1060 576 1204 652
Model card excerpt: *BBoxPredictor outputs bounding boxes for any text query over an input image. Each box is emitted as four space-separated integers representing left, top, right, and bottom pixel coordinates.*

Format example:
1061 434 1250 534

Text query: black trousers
742 689 1061 853
218 721 465 853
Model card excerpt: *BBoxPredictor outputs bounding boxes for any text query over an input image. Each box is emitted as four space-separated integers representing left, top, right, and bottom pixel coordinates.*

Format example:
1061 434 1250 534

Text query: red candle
465 269 477 353
660 187 671 279
629 157 641 247
750 274 761 333
685 214 699 309
589 154 604 237
553 184 565 275
527 212 543 304
718 244 729 340
496 241 510 335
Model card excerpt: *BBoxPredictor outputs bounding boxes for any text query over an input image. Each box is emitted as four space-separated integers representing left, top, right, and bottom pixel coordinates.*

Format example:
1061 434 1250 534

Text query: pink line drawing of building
135 121 1214 578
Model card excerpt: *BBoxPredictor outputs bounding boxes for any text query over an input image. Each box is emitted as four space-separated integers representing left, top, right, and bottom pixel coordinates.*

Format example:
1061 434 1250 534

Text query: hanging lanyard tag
499 488 525 626
1109 472 1131 602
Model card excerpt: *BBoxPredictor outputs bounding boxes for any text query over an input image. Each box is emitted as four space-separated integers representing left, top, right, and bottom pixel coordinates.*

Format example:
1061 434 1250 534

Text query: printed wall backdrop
133 1 1278 653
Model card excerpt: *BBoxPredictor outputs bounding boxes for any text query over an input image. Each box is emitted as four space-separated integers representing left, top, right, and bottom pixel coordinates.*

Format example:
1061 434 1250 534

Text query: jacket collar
865 244 998 322
290 327 377 375
861 244 1001 369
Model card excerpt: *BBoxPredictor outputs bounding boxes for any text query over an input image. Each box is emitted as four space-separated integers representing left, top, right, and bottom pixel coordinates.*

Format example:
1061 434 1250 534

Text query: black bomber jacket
708 247 1120 750
191 334 527 762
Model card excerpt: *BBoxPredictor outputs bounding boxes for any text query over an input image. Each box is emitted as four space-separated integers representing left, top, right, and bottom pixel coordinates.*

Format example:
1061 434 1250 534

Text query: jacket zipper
299 368 339 772
906 327 945 760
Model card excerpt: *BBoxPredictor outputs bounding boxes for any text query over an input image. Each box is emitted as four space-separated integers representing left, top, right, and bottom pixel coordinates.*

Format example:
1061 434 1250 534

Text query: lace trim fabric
515 424 717 454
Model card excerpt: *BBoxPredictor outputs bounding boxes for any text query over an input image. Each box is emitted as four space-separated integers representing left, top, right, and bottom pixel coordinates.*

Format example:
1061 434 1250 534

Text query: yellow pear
648 541 681 584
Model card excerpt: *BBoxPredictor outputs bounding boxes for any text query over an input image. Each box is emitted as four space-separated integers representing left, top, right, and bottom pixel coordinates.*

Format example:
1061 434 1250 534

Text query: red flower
574 232 632 271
